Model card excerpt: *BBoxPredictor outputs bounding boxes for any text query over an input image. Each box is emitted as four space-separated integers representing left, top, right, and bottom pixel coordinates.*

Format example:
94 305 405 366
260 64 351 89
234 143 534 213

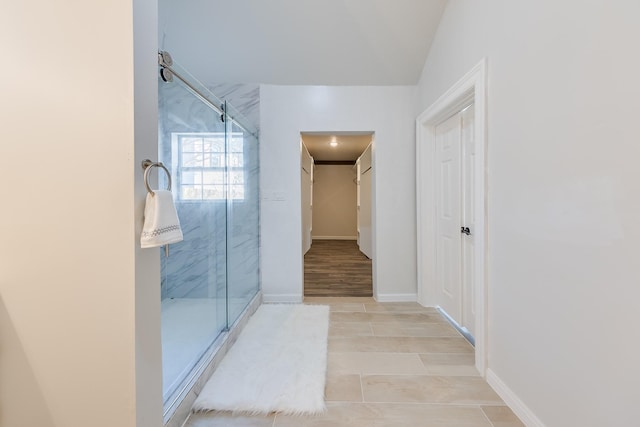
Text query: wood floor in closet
304 240 372 297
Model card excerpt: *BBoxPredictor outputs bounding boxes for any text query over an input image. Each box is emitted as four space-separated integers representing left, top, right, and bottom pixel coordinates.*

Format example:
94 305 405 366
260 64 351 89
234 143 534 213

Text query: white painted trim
486 369 546 427
374 293 418 302
416 58 488 377
262 294 303 303
312 235 358 240
370 134 378 300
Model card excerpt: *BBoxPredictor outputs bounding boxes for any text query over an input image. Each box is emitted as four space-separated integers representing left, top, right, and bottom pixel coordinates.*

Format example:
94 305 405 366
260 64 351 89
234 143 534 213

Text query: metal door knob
461 227 471 236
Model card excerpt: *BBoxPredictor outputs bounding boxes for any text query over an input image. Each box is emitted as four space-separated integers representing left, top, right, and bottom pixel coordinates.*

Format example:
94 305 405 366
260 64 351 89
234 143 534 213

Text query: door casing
416 59 487 376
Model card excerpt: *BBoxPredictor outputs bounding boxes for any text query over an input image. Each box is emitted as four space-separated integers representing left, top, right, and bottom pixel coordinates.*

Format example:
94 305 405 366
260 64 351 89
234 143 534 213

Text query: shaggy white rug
192 304 330 415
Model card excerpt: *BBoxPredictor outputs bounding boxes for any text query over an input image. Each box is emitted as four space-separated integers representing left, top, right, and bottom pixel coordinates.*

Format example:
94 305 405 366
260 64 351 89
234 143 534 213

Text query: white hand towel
140 190 184 248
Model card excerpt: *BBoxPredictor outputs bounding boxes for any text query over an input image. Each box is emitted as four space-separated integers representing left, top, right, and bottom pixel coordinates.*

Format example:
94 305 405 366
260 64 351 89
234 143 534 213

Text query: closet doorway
300 132 374 297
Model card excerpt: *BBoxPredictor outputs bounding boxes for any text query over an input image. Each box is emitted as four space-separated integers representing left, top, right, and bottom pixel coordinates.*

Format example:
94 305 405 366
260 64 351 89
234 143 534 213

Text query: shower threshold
162 292 262 427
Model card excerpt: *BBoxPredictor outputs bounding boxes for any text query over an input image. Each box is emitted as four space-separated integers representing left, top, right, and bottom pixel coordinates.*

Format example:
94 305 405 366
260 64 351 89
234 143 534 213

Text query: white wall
261 85 416 301
134 0 163 425
417 1 640 426
0 1 161 427
312 165 358 239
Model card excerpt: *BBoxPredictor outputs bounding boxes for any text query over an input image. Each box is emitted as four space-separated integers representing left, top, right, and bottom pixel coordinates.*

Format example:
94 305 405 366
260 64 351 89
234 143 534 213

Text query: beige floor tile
328 352 428 375
274 402 493 427
185 412 275 427
362 375 504 405
328 303 366 312
420 353 481 376
330 311 448 324
371 322 461 337
364 302 437 313
329 336 474 354
329 321 373 337
303 299 366 312
481 406 525 427
184 298 519 427
325 374 363 402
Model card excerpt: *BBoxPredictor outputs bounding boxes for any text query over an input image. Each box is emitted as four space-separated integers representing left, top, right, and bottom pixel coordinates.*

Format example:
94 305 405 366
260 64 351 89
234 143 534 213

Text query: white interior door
356 160 361 246
461 104 476 336
358 167 373 259
357 144 373 259
435 113 462 323
301 144 313 254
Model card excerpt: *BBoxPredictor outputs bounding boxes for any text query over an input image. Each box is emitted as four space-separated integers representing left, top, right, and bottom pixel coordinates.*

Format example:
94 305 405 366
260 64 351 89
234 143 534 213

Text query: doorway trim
300 131 377 300
416 59 487 376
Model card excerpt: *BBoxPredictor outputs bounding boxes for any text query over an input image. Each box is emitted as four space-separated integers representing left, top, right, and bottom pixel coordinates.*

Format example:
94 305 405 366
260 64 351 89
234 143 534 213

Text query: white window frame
171 132 245 201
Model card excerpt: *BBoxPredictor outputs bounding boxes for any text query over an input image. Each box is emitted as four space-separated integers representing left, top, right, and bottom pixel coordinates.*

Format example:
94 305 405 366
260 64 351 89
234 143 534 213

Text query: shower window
173 132 245 200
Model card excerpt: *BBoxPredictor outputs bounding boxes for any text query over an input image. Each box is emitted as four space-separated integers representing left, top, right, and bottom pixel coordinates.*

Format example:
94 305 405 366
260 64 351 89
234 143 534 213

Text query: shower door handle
164 245 170 257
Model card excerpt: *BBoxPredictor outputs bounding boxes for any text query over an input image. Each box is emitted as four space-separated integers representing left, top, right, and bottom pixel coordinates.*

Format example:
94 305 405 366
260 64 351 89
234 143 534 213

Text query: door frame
300 132 377 299
416 59 488 376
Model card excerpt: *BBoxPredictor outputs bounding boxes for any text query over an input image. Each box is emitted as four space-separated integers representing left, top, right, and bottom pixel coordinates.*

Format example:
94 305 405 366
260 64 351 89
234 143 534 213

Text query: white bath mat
193 304 330 415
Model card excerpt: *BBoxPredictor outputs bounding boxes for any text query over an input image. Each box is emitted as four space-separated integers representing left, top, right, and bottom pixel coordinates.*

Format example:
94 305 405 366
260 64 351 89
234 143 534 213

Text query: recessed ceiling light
330 141 338 147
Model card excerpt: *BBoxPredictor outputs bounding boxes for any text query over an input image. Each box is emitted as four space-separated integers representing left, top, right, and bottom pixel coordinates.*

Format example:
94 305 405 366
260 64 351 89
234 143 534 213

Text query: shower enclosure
156 52 260 413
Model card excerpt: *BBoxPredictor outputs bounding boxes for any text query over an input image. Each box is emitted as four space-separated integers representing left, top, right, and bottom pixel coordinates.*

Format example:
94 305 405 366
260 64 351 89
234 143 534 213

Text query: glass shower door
158 74 228 405
225 114 260 325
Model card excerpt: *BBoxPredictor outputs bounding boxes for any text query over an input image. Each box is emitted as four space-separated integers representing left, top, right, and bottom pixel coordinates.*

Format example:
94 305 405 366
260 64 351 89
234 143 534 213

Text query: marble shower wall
209 84 260 132
158 79 260 310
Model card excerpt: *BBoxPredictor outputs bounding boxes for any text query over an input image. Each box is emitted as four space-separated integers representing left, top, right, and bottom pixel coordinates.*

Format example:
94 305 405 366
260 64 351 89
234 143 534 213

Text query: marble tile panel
208 83 260 131
162 203 228 299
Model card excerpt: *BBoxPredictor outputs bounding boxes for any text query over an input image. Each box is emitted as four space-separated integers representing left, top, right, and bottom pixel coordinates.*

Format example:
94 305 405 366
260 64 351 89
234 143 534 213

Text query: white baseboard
312 236 357 240
374 293 418 302
262 294 303 303
486 369 546 427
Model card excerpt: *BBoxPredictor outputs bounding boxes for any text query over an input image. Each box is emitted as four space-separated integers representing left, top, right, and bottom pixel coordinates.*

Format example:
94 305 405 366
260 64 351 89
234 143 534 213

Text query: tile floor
184 297 525 427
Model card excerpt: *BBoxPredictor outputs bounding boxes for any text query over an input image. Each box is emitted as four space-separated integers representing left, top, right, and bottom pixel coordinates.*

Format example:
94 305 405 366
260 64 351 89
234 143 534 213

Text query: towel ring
142 160 172 194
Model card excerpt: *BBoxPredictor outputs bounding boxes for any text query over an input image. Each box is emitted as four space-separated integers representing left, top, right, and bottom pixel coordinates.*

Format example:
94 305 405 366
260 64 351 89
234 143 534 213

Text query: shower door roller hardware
160 67 173 82
158 51 173 67
158 51 174 82
461 226 471 236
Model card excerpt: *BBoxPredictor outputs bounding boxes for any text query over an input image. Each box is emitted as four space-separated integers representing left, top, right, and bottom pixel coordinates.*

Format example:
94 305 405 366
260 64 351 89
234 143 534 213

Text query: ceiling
159 0 448 85
301 132 373 162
